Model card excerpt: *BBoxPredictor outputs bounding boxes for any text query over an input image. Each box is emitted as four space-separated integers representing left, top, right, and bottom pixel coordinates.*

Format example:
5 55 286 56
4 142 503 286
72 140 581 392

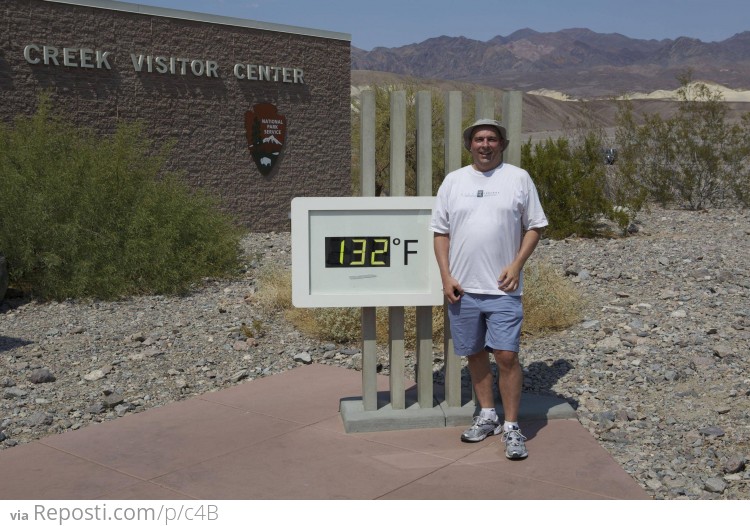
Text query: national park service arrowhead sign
244 103 286 175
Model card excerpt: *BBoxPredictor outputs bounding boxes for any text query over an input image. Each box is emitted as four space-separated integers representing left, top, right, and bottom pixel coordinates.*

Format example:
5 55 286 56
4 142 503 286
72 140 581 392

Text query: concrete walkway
0 364 648 500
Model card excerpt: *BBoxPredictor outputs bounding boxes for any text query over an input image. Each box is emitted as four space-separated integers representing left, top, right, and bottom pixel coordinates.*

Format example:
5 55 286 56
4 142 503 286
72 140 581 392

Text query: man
430 118 548 459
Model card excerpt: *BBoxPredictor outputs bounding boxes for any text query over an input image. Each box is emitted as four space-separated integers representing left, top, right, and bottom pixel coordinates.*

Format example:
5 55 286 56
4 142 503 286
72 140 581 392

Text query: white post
415 90 433 408
475 91 494 120
389 90 407 409
443 91 463 408
359 90 377 410
503 91 523 167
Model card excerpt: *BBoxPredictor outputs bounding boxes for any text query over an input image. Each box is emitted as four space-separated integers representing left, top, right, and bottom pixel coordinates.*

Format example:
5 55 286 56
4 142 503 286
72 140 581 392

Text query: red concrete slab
379 462 613 500
455 419 647 499
354 425 490 462
0 364 649 500
39 398 301 480
96 481 196 500
0 442 141 500
152 425 455 500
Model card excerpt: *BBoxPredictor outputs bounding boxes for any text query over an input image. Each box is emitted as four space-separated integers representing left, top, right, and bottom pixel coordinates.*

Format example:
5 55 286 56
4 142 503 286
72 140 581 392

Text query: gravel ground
1 206 749 499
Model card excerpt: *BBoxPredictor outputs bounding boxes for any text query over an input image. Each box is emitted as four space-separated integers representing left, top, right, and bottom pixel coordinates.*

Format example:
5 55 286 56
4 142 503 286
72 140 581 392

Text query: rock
84 370 106 381
103 393 125 408
87 402 106 414
704 477 727 494
581 320 601 330
229 370 249 383
723 456 746 474
3 387 27 399
664 476 688 490
698 426 725 438
692 356 714 369
114 404 131 417
28 368 56 384
293 352 312 364
690 268 711 279
349 354 363 370
25 412 53 427
595 335 621 353
712 344 734 358
233 341 250 352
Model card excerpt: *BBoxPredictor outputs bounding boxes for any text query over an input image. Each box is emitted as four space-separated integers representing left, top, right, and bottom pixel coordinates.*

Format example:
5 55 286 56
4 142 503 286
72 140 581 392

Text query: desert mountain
352 28 750 99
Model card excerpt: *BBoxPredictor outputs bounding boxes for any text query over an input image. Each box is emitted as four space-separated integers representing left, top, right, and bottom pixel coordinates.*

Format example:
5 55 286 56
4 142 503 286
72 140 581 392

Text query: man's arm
497 227 543 293
434 232 463 304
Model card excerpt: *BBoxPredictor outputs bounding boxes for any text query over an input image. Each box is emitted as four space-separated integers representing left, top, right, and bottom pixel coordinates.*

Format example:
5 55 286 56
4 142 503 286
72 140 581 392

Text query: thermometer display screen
325 236 391 268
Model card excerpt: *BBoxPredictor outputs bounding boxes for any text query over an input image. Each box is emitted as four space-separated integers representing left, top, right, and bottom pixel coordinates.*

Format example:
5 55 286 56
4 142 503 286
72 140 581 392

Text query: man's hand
442 276 464 304
497 263 522 293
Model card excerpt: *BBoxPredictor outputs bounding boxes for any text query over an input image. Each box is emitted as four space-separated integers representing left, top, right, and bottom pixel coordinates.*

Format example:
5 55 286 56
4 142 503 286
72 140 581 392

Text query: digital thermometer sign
325 236 391 268
291 197 443 308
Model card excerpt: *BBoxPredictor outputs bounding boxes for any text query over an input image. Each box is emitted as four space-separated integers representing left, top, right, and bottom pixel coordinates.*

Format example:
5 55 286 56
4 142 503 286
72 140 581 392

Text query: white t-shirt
430 163 548 295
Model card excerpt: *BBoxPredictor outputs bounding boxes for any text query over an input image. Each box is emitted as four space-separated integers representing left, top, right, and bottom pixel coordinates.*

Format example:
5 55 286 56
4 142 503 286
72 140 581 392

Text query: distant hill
350 70 750 144
352 28 750 99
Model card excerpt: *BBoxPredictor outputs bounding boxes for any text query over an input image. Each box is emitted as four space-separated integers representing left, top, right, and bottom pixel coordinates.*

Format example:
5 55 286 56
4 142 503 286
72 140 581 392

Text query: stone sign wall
0 0 352 231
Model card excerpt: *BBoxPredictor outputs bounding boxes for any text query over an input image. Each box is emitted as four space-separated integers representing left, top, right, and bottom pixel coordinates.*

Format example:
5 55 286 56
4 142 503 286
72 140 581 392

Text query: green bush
612 75 750 210
522 135 614 239
0 97 244 300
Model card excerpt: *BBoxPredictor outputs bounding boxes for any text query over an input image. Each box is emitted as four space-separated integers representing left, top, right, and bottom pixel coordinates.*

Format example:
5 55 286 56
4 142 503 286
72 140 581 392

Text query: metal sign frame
291 196 442 308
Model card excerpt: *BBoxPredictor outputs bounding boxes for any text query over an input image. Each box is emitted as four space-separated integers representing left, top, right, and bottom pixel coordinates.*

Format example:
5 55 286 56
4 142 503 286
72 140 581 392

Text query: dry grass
255 260 584 348
253 264 293 311
521 260 586 336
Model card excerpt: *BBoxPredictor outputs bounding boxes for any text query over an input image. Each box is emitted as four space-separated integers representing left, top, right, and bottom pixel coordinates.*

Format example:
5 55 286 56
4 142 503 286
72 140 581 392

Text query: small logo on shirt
460 189 502 198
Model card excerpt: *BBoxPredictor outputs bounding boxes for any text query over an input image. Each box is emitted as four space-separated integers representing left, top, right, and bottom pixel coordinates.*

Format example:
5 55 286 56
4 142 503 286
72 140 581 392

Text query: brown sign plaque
244 103 287 175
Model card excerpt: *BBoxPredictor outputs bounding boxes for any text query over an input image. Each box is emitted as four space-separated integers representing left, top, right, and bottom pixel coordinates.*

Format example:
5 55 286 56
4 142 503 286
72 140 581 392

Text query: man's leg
467 351 495 409
460 351 502 442
493 349 528 459
449 293 501 443
493 349 521 421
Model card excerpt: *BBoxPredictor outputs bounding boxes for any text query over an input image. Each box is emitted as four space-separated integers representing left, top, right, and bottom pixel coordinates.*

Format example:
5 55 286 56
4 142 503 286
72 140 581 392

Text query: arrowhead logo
244 103 287 175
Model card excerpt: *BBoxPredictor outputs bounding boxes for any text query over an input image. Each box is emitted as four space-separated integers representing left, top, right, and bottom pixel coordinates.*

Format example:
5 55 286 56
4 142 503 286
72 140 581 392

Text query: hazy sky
117 0 750 50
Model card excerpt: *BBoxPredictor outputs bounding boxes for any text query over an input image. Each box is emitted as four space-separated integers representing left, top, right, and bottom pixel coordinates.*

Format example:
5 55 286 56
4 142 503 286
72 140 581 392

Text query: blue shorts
447 293 523 356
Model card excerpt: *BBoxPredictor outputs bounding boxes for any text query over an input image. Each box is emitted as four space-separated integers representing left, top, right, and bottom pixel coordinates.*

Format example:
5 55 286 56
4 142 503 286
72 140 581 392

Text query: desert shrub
613 75 750 210
521 135 615 238
255 261 582 347
521 260 585 336
0 97 243 300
